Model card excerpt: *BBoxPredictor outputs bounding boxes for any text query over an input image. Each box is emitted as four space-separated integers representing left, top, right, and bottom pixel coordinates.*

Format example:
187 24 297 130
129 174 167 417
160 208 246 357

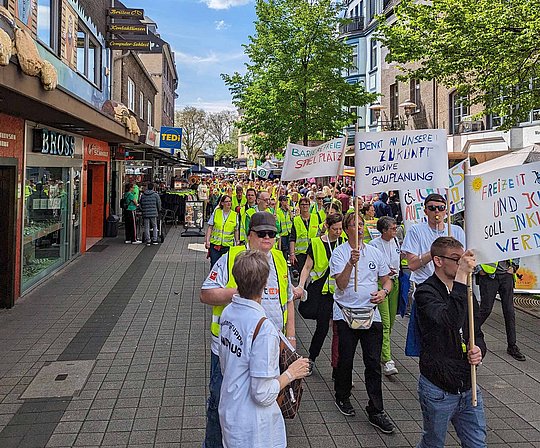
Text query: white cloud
215 20 230 30
173 49 245 66
202 0 251 10
176 98 236 114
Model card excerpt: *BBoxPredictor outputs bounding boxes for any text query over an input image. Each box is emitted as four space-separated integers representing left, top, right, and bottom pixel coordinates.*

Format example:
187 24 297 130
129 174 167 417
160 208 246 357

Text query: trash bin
105 215 120 237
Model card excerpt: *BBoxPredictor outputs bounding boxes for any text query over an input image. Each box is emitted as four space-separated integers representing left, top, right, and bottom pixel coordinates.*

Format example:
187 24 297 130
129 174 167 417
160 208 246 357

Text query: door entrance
0 163 17 308
85 163 106 249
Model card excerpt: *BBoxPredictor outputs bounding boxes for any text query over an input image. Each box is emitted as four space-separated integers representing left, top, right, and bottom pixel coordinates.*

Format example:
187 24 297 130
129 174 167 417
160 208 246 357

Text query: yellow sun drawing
472 177 483 192
515 267 538 289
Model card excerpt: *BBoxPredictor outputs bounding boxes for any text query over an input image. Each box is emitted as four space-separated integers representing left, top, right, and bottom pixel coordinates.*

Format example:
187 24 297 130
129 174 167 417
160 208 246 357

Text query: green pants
379 279 399 363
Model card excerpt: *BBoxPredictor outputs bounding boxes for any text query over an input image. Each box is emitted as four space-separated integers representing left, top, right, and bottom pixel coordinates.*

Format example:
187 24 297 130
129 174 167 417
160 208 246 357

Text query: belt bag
338 303 376 330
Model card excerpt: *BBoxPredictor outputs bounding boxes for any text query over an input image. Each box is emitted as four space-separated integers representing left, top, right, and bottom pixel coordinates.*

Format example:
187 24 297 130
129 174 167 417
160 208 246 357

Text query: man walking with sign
415 237 487 448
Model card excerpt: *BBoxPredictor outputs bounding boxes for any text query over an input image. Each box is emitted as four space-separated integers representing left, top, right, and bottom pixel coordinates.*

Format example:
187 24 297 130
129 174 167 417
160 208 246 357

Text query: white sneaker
383 360 398 376
125 240 131 244
132 241 142 245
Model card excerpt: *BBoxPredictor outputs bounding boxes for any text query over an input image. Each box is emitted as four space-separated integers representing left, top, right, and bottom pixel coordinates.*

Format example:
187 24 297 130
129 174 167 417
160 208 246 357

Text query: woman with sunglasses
294 213 345 369
205 195 239 268
369 216 401 376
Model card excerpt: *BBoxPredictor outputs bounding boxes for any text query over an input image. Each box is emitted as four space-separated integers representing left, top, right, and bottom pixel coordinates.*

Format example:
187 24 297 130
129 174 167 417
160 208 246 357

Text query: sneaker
368 410 395 434
335 398 355 416
146 243 151 247
507 345 526 361
152 241 159 245
132 241 142 245
383 360 398 376
125 240 131 244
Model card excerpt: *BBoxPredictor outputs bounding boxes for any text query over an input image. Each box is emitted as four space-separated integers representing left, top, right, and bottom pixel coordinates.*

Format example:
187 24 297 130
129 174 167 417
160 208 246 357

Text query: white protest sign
354 129 448 195
402 160 466 231
464 161 540 264
281 137 346 181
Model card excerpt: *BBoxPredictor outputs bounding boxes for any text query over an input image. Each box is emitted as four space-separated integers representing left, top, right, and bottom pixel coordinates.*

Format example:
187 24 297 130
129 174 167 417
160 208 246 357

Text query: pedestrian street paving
0 226 539 447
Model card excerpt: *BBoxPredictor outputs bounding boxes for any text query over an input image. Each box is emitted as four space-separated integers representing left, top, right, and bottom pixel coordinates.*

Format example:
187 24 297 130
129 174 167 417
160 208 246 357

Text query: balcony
339 17 365 36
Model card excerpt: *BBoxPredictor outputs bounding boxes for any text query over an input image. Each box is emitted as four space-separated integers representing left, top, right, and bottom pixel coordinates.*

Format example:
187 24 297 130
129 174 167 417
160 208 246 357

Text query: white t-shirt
202 250 293 355
369 237 401 273
329 242 390 323
401 222 466 284
218 296 285 448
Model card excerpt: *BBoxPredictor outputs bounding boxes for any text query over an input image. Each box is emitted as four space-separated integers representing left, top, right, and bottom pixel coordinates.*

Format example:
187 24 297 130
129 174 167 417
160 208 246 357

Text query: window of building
139 92 144 118
348 45 358 76
127 78 135 112
450 92 469 134
368 0 376 21
147 100 153 126
76 23 101 87
390 83 399 119
410 79 421 113
37 0 59 52
370 39 377 70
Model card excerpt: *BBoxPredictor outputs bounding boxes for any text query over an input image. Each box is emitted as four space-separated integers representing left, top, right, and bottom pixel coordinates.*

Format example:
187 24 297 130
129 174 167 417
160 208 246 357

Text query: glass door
71 168 81 256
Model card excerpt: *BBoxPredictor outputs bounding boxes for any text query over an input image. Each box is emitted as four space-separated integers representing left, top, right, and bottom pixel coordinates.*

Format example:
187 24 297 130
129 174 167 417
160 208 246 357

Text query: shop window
23 167 69 290
127 77 135 112
147 100 153 126
76 23 101 87
37 0 59 52
139 91 144 118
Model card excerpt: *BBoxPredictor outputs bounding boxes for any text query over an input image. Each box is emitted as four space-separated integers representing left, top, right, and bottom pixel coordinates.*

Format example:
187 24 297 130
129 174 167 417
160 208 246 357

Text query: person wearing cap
401 193 466 286
277 195 293 260
200 211 299 448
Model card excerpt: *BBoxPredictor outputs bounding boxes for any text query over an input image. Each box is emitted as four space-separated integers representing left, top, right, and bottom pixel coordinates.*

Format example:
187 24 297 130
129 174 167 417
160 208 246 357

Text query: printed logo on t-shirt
209 271 218 281
368 262 376 270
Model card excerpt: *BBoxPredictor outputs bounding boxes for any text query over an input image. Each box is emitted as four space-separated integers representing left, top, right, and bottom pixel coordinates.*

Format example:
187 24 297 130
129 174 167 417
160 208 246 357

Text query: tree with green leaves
215 128 239 163
377 0 540 129
174 106 208 162
222 0 376 156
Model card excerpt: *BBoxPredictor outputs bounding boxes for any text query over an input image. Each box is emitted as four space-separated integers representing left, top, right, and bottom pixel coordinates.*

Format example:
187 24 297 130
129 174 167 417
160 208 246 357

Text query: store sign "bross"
33 128 75 157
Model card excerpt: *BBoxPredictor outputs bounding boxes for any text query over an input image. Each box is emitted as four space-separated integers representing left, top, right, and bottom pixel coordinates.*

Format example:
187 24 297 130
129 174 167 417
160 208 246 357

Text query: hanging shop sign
108 24 147 34
84 138 110 162
159 127 182 153
32 128 75 157
107 8 144 18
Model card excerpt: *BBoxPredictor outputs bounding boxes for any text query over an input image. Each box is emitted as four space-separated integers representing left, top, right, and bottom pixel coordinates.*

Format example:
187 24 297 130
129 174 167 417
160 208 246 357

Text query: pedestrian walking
139 182 161 246
205 195 239 268
123 183 141 244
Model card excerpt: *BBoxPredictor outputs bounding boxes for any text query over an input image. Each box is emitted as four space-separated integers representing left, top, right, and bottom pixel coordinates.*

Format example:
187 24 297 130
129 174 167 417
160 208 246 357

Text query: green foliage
215 128 239 161
222 0 376 157
377 0 540 129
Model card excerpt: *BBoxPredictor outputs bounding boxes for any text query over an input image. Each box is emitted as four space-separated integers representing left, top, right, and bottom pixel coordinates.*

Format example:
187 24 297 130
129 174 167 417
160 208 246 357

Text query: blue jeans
204 352 223 448
417 375 487 448
143 217 158 243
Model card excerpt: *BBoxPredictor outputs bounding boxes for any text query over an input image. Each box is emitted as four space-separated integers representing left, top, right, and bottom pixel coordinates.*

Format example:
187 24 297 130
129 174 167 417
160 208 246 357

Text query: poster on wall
184 201 204 230
15 0 33 27
62 3 78 69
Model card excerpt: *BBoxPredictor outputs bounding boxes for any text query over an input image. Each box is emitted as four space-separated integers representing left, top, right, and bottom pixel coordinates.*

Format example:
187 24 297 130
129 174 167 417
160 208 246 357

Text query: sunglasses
437 255 460 264
255 230 277 238
426 205 446 212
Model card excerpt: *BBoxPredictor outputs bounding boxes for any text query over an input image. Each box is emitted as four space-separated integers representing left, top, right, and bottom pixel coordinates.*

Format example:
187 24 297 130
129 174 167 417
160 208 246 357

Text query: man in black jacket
139 183 162 245
415 237 487 448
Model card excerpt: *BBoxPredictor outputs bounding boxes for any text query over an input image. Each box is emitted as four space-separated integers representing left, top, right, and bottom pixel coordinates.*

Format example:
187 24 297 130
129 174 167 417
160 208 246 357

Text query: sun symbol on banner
472 177 483 192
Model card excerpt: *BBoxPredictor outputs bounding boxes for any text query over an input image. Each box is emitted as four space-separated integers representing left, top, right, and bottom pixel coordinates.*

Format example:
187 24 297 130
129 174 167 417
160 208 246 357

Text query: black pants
124 210 137 242
477 273 516 347
308 291 333 361
334 320 383 415
293 253 307 274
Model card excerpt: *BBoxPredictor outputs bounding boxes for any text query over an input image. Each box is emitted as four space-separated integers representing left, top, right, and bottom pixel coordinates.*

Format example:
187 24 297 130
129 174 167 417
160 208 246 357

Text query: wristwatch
382 288 390 296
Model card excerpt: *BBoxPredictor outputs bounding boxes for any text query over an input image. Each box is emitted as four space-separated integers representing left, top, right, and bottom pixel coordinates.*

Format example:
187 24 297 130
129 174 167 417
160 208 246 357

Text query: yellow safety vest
293 214 320 254
210 209 237 246
239 204 255 242
210 246 289 337
480 260 515 277
232 195 247 209
277 208 293 236
310 236 344 294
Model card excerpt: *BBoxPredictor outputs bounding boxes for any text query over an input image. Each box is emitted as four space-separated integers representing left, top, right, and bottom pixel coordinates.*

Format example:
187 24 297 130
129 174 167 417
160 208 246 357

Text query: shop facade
22 123 84 293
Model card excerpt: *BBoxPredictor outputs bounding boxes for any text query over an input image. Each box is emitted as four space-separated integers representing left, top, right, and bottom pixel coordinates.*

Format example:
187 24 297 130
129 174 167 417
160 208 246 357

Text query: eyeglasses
255 230 277 238
437 255 460 264
427 205 446 212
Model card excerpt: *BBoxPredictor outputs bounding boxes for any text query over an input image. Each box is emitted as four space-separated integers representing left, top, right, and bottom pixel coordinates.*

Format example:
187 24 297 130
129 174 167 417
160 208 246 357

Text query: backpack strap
252 317 267 344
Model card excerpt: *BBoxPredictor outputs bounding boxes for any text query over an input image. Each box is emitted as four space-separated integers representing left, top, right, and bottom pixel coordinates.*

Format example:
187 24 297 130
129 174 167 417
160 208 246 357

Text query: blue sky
130 0 256 113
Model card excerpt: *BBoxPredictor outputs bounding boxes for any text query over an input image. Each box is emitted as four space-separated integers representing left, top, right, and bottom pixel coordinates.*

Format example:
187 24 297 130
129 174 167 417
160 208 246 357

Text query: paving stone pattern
0 228 538 447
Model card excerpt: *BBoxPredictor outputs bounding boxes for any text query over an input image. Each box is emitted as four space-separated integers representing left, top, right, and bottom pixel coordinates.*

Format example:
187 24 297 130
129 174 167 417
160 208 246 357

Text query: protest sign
464 161 540 264
281 137 346 181
354 129 448 195
402 160 466 230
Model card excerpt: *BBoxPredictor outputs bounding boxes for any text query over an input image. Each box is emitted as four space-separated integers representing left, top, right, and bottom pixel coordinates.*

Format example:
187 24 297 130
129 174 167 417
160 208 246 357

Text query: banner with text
281 137 346 181
354 129 448 195
402 160 466 231
464 161 540 264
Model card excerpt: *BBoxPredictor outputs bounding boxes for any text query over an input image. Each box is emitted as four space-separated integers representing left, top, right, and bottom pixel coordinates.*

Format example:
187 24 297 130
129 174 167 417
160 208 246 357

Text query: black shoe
368 410 395 434
335 398 355 416
507 345 526 361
